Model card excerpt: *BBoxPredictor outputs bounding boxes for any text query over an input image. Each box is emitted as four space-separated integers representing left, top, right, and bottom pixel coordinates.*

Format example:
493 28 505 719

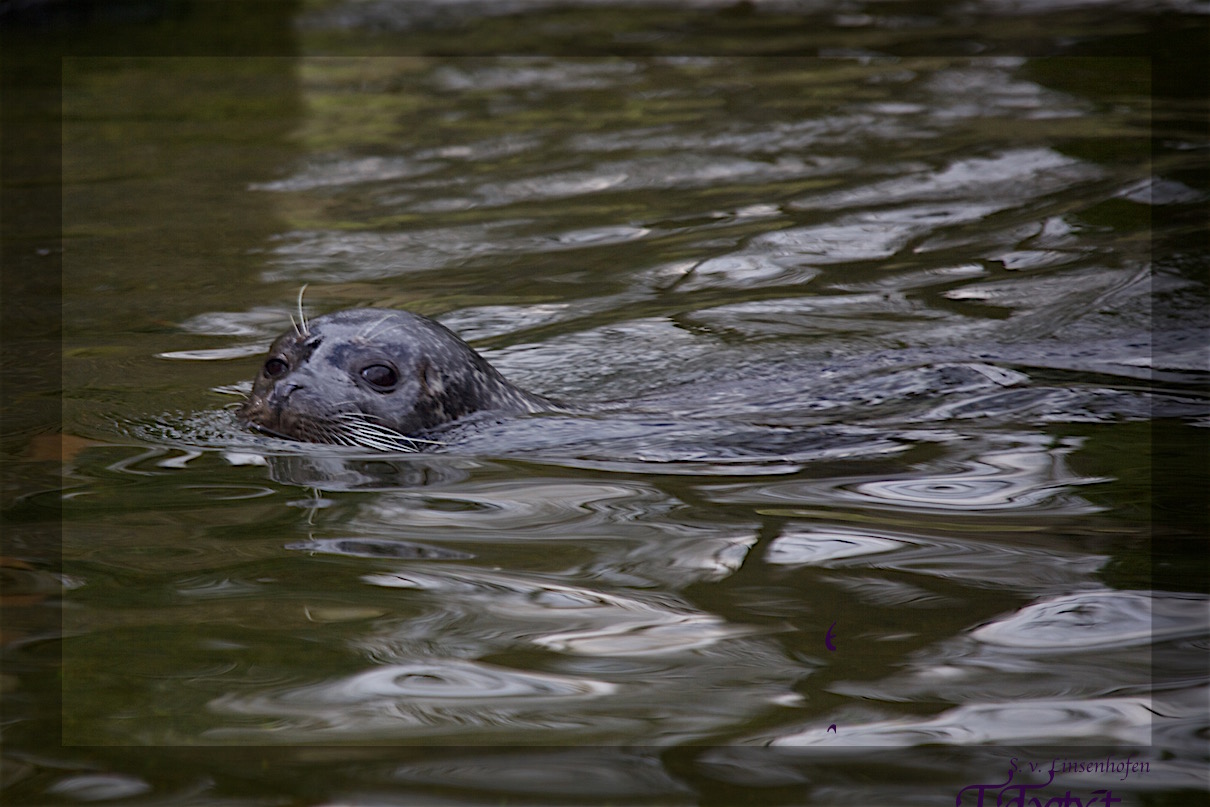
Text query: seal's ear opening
418 360 444 396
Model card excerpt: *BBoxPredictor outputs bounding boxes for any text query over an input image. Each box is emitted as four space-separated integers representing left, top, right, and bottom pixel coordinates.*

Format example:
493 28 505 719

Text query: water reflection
754 590 1210 749
705 433 1104 515
971 590 1202 650
766 696 1152 746
767 526 1108 591
45 29 1208 807
199 553 802 743
210 659 619 742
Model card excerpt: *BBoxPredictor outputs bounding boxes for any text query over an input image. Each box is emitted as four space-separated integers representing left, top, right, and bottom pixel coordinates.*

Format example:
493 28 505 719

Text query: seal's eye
263 358 288 378
360 363 399 391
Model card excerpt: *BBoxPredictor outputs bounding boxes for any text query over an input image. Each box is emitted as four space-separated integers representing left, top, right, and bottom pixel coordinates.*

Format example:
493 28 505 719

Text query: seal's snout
235 387 270 423
239 376 310 432
234 395 264 429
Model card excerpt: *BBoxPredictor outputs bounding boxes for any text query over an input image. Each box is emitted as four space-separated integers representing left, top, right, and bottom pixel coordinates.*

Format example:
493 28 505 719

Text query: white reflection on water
534 613 751 656
791 149 1098 212
362 567 761 657
972 590 1204 650
766 530 911 564
358 479 673 531
201 558 802 742
767 696 1152 746
769 591 1210 747
767 527 1108 592
46 774 153 802
705 433 1106 515
208 659 617 740
848 446 1106 512
249 155 441 192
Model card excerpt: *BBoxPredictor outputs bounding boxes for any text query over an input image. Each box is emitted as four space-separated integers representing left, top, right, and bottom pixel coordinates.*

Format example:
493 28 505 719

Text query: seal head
237 308 551 451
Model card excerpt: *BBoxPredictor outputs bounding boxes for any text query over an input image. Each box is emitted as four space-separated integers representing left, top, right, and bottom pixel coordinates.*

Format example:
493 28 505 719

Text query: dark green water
3 2 1208 805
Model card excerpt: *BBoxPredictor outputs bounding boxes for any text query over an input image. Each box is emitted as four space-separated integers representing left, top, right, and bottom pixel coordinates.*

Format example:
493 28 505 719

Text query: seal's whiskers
293 285 311 337
329 411 443 452
356 313 407 343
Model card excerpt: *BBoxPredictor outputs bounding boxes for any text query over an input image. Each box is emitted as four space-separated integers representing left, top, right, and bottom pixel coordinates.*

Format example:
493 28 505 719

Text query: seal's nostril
271 382 303 408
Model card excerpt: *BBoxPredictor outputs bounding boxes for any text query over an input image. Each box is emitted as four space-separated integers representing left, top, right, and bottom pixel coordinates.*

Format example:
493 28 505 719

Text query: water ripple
791 148 1100 212
707 435 1105 516
363 567 758 656
766 696 1152 747
534 613 752 657
766 529 911 564
473 154 818 207
764 526 1107 591
250 155 441 191
357 479 672 532
208 659 617 740
972 590 1207 650
844 447 1102 513
288 537 473 561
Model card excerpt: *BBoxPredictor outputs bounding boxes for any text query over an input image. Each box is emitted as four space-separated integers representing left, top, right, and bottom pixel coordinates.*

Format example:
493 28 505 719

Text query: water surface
4 3 1208 805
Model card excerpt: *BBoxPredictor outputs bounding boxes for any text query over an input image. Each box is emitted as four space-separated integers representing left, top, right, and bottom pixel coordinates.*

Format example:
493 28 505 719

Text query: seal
237 308 554 451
